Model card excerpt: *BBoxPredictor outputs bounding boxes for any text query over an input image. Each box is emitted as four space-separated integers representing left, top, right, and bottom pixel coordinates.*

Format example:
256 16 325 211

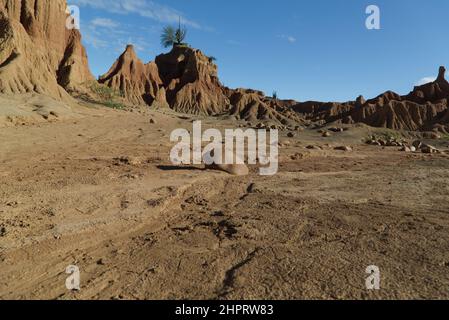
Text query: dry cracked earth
1 104 449 300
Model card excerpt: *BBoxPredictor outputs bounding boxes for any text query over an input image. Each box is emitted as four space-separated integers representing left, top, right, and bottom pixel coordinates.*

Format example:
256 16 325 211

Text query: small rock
329 127 344 133
306 145 322 150
334 146 352 152
421 144 437 154
116 156 142 166
147 199 163 207
431 132 441 139
400 146 411 152
412 140 423 149
322 131 331 138
386 141 399 147
6 201 18 207
287 132 296 138
290 153 305 160
149 118 156 124
367 140 381 146
423 132 441 139
247 183 261 193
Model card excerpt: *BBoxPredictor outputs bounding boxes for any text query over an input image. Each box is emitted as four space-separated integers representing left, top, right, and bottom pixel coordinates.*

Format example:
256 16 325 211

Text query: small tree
272 91 278 100
161 18 187 48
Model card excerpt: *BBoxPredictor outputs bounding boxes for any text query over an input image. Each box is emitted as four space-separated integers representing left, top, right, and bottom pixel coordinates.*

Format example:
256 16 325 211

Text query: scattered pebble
306 145 322 150
421 144 437 154
334 146 353 152
247 183 258 193
329 127 344 133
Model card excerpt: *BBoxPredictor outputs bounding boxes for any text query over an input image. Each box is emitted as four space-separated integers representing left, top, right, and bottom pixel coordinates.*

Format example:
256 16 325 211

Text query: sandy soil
0 100 448 300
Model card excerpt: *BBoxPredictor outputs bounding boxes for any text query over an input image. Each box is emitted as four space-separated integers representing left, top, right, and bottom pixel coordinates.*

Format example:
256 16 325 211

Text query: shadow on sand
156 165 205 172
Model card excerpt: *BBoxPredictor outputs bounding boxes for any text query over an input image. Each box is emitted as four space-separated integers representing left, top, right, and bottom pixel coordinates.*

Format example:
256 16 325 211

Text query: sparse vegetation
86 81 125 110
272 91 278 100
161 18 188 48
367 130 403 141
365 130 405 144
209 56 217 62
103 100 125 110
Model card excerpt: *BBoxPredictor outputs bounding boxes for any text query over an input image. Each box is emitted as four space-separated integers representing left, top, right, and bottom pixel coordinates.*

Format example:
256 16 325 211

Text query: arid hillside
0 0 93 99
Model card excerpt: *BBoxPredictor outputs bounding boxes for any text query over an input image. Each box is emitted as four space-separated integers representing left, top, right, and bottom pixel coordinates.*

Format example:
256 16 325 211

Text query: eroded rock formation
0 0 93 99
226 88 303 124
293 66 449 132
1 1 447 133
103 44 304 124
98 45 166 107
155 45 230 115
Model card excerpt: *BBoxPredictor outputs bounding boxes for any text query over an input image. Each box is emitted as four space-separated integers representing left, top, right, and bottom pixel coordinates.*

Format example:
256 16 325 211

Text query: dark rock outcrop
155 45 230 115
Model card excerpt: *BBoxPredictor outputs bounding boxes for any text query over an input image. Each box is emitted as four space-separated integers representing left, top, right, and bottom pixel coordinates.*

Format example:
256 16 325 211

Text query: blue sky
70 0 449 102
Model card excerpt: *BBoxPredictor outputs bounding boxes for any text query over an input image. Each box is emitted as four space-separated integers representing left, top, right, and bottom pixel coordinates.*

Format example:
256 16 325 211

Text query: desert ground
0 96 448 300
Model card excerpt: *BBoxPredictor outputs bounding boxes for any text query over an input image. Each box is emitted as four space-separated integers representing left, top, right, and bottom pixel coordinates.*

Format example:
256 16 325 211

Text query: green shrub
103 100 125 110
85 81 125 110
161 18 188 48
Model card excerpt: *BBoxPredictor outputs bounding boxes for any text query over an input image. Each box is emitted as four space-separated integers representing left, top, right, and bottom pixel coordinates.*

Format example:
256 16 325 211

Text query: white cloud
71 0 201 29
83 32 109 49
416 70 449 86
91 18 120 29
82 16 149 54
278 34 297 43
416 77 436 86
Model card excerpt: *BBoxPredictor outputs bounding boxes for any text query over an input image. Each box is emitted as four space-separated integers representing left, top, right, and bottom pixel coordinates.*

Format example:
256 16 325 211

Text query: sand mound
0 93 85 127
0 0 93 101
